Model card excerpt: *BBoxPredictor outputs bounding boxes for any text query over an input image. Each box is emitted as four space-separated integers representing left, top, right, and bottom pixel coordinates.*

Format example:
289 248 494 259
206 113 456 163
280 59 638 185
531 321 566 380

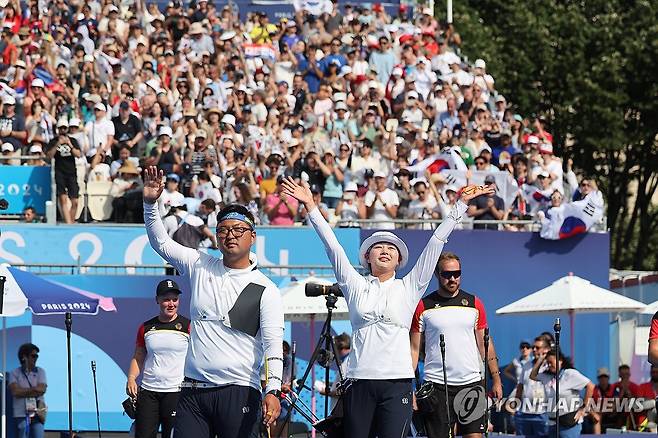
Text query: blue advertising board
0 166 51 214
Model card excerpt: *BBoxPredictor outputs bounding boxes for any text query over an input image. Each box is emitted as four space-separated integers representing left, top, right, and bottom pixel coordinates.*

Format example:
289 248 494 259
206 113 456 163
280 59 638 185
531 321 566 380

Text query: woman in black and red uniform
126 279 190 438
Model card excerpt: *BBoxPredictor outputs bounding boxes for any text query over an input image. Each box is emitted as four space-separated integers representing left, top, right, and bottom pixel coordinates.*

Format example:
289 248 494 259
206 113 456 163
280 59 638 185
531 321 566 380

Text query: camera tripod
282 293 345 433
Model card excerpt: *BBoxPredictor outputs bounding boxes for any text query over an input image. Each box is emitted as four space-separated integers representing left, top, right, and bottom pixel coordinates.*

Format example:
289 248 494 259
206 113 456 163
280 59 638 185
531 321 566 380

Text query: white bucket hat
359 231 409 270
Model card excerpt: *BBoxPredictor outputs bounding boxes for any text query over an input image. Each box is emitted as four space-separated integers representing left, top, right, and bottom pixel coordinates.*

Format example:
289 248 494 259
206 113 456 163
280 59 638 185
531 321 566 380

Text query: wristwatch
266 389 282 399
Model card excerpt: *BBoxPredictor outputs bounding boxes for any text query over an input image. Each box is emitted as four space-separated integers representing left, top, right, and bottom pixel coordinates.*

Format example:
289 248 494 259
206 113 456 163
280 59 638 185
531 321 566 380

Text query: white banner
439 170 520 210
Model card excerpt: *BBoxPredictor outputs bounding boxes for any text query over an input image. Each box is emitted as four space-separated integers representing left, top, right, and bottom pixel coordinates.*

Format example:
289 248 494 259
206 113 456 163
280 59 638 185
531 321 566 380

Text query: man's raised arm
143 166 199 275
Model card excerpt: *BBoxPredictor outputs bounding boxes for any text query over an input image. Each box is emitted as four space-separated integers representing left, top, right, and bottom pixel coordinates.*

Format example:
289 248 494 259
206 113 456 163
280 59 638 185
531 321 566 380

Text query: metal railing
12 263 345 278
334 218 540 230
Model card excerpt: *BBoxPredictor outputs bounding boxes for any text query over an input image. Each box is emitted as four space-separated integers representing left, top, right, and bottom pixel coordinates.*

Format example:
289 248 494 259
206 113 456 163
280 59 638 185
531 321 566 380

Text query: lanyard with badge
21 369 38 416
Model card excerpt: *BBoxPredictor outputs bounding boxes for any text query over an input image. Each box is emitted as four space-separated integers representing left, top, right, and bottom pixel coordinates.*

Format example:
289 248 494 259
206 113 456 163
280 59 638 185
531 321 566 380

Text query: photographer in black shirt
46 119 81 224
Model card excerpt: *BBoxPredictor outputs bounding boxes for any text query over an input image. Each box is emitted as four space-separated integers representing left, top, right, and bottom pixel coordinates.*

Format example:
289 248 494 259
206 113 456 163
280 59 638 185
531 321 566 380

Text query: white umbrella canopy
281 276 349 322
496 273 646 315
496 273 646 362
0 264 29 316
1 264 29 438
641 301 658 316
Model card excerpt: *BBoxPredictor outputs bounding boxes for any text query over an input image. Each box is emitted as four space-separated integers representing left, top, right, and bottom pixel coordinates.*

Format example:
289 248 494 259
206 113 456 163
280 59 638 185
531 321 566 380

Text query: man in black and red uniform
126 279 190 438
648 312 658 367
647 313 658 433
410 252 502 438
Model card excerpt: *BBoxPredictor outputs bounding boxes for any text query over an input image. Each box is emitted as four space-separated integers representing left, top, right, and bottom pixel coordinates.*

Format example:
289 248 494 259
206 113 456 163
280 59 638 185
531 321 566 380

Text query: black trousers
135 389 180 438
112 191 143 223
343 378 413 438
173 384 261 438
422 381 486 438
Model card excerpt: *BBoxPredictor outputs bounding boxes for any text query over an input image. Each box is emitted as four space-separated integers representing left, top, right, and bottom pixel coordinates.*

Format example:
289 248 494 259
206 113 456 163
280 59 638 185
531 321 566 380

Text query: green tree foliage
443 0 658 268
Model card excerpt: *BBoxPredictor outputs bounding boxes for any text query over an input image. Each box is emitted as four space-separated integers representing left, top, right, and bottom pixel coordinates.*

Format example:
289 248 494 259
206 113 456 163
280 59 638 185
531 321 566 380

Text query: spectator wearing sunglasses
514 336 551 437
9 343 47 438
503 340 533 383
411 252 502 438
467 174 505 230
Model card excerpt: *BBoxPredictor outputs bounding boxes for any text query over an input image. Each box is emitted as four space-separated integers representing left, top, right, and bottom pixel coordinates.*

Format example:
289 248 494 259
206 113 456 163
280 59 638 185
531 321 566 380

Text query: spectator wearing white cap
362 170 399 229
218 113 243 147
25 142 47 166
0 94 26 152
327 101 358 142
97 4 128 43
85 102 115 155
335 181 362 227
281 19 301 49
151 126 182 175
157 173 185 218
386 67 406 101
400 90 424 128
473 58 495 101
23 78 52 117
66 118 89 156
414 57 437 100
1 142 19 165
493 95 507 122
538 143 562 187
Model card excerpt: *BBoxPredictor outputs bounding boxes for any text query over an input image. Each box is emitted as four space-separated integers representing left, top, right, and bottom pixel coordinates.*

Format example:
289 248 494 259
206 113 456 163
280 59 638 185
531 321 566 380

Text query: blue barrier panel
0 225 360 267
0 166 51 214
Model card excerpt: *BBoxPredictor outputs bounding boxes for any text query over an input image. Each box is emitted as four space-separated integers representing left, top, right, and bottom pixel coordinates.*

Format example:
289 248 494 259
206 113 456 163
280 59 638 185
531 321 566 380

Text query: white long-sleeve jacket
307 201 468 380
144 202 284 393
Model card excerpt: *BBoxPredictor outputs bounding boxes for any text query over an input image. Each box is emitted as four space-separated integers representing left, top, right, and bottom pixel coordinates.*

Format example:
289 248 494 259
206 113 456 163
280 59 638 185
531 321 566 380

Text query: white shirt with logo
144 203 284 393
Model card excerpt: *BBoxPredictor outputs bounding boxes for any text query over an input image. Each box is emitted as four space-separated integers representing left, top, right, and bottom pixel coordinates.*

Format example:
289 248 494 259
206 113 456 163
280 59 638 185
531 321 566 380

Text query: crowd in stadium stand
0 0 602 229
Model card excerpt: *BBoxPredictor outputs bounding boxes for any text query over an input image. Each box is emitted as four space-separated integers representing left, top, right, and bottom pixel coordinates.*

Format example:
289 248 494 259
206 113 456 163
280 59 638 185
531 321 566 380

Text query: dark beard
651 376 658 383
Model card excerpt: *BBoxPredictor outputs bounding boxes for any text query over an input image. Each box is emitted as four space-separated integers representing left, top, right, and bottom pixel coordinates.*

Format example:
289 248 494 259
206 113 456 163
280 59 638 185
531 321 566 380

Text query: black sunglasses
439 270 461 280
30 353 39 359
